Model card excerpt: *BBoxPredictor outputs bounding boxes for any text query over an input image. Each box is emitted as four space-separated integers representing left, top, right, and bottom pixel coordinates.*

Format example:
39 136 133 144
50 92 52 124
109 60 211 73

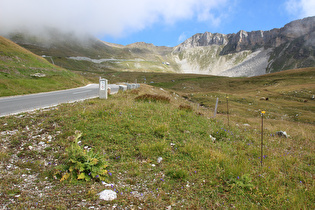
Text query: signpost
261 111 265 167
214 97 219 117
226 95 230 127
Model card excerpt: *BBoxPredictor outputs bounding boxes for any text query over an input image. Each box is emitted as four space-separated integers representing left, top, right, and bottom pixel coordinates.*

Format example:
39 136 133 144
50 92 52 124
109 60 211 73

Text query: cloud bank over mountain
0 0 229 37
285 0 315 18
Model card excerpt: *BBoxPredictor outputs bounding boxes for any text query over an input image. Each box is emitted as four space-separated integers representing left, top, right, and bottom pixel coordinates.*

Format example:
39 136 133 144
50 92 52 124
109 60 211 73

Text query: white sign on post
99 78 108 99
100 80 106 90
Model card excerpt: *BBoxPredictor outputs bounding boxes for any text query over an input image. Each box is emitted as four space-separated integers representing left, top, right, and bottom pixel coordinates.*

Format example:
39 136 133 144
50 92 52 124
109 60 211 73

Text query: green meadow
1 67 314 208
0 36 86 96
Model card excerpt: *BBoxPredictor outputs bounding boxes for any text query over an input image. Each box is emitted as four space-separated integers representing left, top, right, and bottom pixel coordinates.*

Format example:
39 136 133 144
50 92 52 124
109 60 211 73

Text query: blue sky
102 0 315 46
1 0 314 47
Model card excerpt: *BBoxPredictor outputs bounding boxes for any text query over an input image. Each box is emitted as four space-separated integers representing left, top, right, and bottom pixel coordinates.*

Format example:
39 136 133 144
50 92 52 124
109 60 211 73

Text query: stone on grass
276 131 288 138
157 157 163 163
98 190 117 201
101 182 114 187
209 135 216 143
30 73 46 78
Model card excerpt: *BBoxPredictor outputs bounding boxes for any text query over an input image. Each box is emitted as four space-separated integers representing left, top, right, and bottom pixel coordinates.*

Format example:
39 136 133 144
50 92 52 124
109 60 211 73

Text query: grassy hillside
0 36 87 96
8 33 178 73
151 67 315 125
0 69 314 208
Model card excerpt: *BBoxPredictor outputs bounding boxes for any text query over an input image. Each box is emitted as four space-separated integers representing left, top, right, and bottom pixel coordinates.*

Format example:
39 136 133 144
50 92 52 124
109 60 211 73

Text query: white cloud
285 0 315 18
0 0 230 38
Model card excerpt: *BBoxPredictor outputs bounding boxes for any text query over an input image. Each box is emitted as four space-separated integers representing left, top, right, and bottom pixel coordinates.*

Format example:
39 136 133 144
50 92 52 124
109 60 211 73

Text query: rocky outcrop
221 16 315 55
173 16 315 76
173 32 229 52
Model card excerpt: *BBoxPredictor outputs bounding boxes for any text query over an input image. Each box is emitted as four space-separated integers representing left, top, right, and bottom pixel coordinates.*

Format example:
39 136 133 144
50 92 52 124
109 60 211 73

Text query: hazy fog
0 0 229 38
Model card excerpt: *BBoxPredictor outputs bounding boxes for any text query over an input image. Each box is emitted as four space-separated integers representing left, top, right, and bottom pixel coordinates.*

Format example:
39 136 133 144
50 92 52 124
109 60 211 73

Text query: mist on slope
0 0 229 42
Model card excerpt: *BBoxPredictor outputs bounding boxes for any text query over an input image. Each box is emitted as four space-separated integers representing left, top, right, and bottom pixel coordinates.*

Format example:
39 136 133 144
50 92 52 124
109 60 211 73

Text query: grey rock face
174 32 229 52
173 16 315 76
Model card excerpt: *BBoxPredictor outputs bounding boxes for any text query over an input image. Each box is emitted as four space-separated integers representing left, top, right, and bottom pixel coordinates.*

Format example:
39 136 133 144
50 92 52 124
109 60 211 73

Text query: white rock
157 157 163 163
38 142 45 146
276 131 289 138
101 182 114 187
98 190 117 201
209 135 216 142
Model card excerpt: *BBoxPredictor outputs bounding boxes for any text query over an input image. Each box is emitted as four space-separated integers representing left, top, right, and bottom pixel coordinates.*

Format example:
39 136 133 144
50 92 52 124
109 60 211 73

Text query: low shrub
135 94 170 103
179 104 193 111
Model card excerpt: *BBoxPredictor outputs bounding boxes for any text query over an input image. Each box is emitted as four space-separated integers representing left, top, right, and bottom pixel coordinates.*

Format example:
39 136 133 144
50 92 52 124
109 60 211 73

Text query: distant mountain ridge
4 16 315 77
175 16 315 53
172 16 315 76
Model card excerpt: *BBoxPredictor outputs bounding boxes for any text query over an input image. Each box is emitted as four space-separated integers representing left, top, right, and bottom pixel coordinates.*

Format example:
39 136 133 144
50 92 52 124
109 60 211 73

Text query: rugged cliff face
173 32 229 52
172 16 315 76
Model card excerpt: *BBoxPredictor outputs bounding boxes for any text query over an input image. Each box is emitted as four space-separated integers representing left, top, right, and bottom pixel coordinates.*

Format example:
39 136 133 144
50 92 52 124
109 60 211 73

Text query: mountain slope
4 16 315 77
171 16 315 76
7 31 177 73
0 36 86 96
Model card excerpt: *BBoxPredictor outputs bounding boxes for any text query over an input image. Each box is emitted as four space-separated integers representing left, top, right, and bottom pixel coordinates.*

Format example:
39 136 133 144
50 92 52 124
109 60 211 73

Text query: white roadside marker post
99 78 108 99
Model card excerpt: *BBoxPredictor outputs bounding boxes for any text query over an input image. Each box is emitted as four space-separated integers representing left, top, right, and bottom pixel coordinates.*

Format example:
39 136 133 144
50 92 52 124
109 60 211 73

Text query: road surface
0 84 119 117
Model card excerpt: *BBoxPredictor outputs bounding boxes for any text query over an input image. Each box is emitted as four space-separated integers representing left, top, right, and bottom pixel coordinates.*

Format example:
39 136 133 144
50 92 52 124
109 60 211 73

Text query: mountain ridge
172 16 315 76
3 16 315 77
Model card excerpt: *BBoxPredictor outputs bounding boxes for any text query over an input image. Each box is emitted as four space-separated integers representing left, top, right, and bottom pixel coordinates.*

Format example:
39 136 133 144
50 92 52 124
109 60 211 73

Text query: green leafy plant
227 174 254 190
56 131 109 182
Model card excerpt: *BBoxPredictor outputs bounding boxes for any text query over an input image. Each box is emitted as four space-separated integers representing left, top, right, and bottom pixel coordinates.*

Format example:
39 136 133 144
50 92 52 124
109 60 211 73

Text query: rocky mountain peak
172 16 314 76
174 32 228 52
175 16 315 55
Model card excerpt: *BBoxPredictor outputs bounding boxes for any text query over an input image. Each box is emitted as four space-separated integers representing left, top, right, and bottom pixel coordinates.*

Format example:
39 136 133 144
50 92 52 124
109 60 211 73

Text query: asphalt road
0 84 119 117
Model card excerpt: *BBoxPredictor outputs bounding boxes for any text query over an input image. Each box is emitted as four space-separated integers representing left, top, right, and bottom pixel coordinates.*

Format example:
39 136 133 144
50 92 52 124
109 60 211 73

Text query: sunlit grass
0 81 314 208
0 36 86 96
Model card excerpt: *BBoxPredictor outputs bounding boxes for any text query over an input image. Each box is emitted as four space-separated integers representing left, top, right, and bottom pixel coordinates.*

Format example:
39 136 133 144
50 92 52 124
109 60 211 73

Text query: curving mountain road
0 84 119 117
